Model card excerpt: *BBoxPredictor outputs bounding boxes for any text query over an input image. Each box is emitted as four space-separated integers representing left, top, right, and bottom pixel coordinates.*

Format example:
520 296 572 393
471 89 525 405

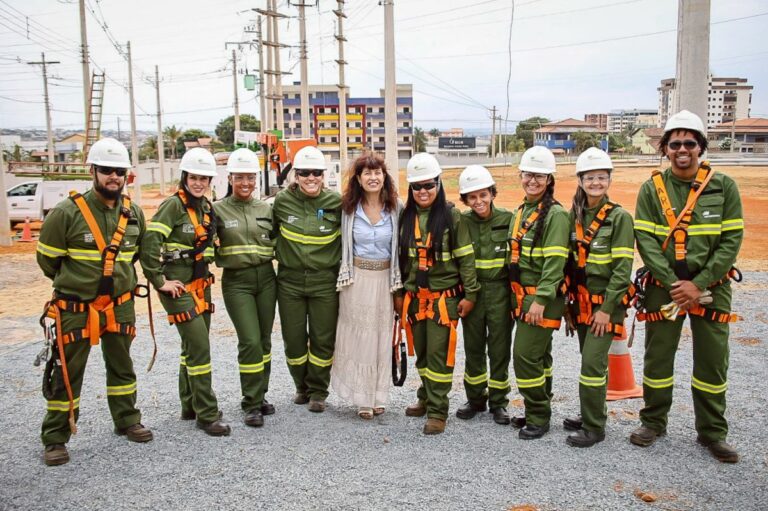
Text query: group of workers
35 108 743 467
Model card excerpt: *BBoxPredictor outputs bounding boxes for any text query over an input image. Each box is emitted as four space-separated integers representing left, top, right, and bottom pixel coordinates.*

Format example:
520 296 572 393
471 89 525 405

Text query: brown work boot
196 419 231 437
180 410 196 421
293 392 309 405
405 400 427 417
244 409 264 427
260 399 276 415
697 437 739 463
308 399 326 413
423 417 447 435
629 425 665 447
43 444 69 466
115 423 154 443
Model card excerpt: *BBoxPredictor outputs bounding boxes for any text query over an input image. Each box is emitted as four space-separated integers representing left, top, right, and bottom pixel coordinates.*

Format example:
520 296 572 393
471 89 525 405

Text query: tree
428 128 441 137
572 131 600 153
486 135 525 155
3 144 29 162
413 127 427 152
215 114 261 148
139 136 158 161
163 124 183 160
515 116 550 148
178 128 210 156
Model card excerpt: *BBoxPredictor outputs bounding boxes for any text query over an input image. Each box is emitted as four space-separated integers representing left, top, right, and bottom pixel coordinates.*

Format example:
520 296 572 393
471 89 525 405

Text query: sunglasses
296 169 324 178
667 139 698 151
96 166 128 177
410 180 438 192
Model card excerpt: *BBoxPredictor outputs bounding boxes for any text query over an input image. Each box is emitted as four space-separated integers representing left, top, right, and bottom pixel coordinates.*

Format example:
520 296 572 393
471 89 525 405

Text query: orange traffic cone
18 217 34 242
606 320 643 401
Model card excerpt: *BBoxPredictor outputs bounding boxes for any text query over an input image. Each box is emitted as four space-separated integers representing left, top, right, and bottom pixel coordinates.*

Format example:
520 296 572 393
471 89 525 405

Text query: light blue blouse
352 202 393 260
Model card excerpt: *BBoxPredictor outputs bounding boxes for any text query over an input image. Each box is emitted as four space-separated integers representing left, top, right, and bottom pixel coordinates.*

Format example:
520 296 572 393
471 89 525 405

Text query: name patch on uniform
702 211 721 219
495 245 505 252
287 215 298 224
225 219 239 228
319 225 330 232
84 233 94 243
182 224 195 234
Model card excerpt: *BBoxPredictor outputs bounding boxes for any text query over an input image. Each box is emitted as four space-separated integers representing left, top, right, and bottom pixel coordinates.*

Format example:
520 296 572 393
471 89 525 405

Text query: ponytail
530 176 556 256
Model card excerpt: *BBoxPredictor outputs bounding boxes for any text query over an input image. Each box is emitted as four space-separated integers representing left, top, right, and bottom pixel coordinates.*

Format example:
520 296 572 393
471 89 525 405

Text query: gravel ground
1 273 767 511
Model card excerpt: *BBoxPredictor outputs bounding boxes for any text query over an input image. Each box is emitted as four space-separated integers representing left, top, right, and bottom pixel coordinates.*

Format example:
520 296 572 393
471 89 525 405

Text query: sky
1 0 767 135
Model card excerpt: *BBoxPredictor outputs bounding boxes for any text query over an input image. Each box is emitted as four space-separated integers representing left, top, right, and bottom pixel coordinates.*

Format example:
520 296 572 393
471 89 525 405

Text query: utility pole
271 0 285 136
152 65 166 195
264 6 274 131
490 105 497 163
126 41 141 205
335 1 348 173
256 17 266 130
0 139 11 246
78 0 90 134
294 1 313 138
28 53 59 167
674 0 710 130
117 117 122 141
232 49 241 132
382 0 398 188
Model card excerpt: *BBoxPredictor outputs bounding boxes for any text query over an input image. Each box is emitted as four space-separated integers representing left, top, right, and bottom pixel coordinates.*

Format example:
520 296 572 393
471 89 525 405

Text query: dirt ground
1 164 764 324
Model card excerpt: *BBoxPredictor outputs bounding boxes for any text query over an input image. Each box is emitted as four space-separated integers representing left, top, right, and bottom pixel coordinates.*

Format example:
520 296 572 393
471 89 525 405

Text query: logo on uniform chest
287 215 298 224
84 233 94 243
182 224 195 234
224 219 239 229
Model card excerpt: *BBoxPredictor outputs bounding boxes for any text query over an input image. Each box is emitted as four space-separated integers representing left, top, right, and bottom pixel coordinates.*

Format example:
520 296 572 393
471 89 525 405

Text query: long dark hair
571 172 611 225
530 176 556 253
341 152 398 214
398 180 453 277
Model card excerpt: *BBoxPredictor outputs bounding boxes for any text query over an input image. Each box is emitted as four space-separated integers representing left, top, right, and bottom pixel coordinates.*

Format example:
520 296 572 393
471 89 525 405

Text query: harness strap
401 284 464 368
575 201 616 271
166 275 216 324
511 284 562 330
48 300 77 434
176 189 213 270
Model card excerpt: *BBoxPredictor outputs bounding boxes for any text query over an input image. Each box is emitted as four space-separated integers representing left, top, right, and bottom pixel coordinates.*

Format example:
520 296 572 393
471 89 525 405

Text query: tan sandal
373 407 385 416
358 407 374 420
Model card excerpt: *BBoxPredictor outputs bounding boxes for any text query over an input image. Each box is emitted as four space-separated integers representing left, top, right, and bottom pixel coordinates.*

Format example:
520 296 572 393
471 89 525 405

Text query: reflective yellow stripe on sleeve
37 242 68 258
147 221 172 236
452 244 474 258
721 218 744 231
542 246 568 258
611 247 634 259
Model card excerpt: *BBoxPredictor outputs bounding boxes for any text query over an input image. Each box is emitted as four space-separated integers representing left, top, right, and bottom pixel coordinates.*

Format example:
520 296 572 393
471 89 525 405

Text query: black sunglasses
296 169 324 178
96 166 128 177
410 180 438 192
667 139 698 151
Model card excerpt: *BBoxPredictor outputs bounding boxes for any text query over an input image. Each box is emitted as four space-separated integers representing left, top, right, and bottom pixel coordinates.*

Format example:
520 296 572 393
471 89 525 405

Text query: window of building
403 136 410 142
379 107 385 113
355 122 361 128
378 122 385 128
366 107 373 113
331 137 338 143
404 106 411 113
379 137 385 142
331 123 338 128
403 122 410 127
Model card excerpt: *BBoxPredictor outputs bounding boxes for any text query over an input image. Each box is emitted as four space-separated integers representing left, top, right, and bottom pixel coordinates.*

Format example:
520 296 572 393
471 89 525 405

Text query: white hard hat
293 146 326 170
459 165 495 194
664 109 705 136
519 146 556 175
86 137 131 168
179 147 217 177
575 147 613 175
226 147 260 173
406 152 442 183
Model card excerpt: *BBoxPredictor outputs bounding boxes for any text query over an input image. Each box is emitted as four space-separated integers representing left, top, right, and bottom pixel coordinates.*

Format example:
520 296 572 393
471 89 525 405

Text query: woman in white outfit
332 153 402 419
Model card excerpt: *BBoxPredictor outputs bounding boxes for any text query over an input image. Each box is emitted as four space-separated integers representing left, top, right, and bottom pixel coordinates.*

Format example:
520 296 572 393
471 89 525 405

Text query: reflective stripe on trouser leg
639 283 683 433
513 320 554 427
691 315 730 443
173 312 219 423
576 323 613 433
461 295 489 406
304 284 339 401
41 339 90 446
277 279 309 395
101 331 141 430
412 316 455 420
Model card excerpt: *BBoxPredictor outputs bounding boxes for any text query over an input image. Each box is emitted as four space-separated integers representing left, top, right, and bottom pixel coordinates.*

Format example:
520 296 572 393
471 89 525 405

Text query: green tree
515 116 550 148
215 114 261 148
163 124 183 160
178 128 210 156
487 135 525 155
139 136 158 161
428 128 441 137
3 144 29 162
571 131 600 153
413 126 427 152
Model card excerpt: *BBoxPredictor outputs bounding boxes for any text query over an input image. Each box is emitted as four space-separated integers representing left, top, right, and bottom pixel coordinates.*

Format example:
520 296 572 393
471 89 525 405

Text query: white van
6 179 92 221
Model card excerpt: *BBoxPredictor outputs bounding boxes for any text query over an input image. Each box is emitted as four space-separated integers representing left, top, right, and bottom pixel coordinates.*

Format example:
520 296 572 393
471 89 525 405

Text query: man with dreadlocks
507 146 570 440
141 148 230 437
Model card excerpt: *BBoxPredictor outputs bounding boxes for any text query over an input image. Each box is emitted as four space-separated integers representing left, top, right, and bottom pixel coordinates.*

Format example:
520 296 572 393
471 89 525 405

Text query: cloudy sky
1 0 766 134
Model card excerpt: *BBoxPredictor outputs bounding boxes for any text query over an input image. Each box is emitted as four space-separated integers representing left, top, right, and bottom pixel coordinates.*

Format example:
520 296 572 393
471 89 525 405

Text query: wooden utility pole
126 41 141 204
382 0 398 188
152 65 166 195
335 1 348 173
28 53 59 167
0 139 11 246
78 0 90 134
490 105 497 162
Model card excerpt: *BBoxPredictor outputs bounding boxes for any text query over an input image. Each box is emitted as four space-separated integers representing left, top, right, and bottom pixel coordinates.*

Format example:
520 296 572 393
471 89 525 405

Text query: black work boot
197 419 231 437
260 399 275 416
244 409 264 427
456 401 487 420
562 415 583 431
519 422 550 440
510 416 526 429
43 444 69 466
697 437 739 463
115 423 154 443
490 408 511 425
629 425 665 447
566 429 605 448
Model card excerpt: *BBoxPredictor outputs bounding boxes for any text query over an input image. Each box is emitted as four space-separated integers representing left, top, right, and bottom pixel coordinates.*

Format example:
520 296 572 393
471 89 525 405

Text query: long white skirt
331 267 394 408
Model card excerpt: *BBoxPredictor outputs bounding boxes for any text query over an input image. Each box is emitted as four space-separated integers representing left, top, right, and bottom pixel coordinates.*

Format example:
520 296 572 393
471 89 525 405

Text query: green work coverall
634 168 743 443
214 195 276 413
36 190 145 445
272 186 341 401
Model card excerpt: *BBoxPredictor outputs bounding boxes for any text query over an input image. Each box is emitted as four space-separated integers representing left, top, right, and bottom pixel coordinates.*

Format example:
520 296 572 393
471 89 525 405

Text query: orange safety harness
400 216 463 368
567 201 635 336
508 203 562 329
164 189 215 324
